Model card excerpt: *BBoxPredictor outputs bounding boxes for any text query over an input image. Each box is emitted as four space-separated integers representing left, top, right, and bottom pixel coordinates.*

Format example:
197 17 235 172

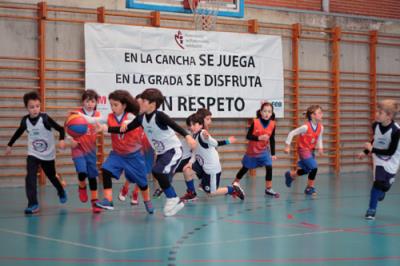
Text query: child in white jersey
358 99 400 220
6 91 67 214
186 114 245 199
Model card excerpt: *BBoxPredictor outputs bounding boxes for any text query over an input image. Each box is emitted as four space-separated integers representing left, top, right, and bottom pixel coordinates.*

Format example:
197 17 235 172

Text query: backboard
126 0 244 18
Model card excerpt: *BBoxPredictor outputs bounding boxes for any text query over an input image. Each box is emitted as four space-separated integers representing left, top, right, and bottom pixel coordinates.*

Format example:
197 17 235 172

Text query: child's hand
284 144 290 154
96 122 107 133
364 142 373 152
272 155 277 161
228 136 237 144
58 140 66 150
317 148 324 156
357 152 366 160
5 146 11 155
258 134 269 141
186 135 197 150
202 130 210 139
121 123 128 133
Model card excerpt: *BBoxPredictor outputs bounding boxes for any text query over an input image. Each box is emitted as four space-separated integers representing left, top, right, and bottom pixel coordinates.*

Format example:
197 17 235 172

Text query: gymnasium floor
0 172 399 266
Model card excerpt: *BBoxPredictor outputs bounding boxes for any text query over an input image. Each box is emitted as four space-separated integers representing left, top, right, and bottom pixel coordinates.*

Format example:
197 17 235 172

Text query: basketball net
187 0 219 31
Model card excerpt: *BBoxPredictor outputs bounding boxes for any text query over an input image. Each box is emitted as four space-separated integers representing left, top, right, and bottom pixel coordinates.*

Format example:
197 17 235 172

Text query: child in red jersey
69 89 102 213
232 102 279 197
118 94 155 205
82 90 154 214
284 105 324 196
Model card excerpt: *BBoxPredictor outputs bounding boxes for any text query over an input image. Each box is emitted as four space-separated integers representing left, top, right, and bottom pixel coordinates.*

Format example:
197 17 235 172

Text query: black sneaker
232 185 245 200
152 188 163 199
365 209 376 220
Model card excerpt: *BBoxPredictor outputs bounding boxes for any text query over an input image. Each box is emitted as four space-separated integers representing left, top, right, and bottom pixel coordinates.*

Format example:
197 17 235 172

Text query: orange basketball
65 114 88 138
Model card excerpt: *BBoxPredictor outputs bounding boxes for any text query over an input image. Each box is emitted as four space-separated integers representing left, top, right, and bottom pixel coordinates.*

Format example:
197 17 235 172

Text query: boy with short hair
6 91 67 214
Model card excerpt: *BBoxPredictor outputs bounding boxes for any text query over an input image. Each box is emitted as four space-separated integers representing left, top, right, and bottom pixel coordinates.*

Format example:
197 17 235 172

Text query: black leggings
26 156 64 206
236 166 273 181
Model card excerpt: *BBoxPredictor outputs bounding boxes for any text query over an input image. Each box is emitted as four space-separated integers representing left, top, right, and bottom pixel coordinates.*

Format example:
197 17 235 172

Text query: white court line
0 227 345 253
0 228 117 253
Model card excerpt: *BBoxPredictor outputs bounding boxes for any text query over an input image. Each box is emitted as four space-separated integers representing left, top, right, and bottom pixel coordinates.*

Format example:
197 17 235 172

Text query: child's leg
88 177 98 200
41 159 66 201
233 166 249 184
26 156 40 207
306 168 318 188
101 169 114 202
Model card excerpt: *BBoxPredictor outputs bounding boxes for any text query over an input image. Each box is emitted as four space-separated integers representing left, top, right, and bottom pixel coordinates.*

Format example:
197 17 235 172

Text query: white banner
85 23 284 118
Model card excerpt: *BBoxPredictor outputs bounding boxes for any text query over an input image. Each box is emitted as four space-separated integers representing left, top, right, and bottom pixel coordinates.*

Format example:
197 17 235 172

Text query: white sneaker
163 197 184 217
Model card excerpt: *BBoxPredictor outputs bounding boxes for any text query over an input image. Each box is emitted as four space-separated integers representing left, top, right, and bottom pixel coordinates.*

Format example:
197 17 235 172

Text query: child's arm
5 117 27 154
270 128 277 160
107 116 141 133
157 111 196 149
246 122 269 141
79 113 107 125
367 129 400 156
200 130 218 147
217 137 236 146
284 125 308 153
316 125 324 155
47 114 66 149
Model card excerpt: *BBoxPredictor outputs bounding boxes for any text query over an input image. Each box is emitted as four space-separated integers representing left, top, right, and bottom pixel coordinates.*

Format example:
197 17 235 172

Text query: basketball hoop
184 0 219 31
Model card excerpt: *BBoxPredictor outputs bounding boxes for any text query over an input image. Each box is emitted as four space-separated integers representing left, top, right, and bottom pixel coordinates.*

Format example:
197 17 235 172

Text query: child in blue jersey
186 114 245 199
232 102 279 197
69 89 102 213
104 88 196 217
284 105 324 196
358 99 400 220
5 91 67 214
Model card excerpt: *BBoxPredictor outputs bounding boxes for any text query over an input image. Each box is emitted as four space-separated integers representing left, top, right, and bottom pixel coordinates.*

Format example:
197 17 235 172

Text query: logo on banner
175 31 184 49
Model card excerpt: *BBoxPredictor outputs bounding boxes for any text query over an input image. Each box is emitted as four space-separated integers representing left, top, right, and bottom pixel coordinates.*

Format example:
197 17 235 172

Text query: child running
186 114 245 199
105 88 196 217
284 105 324 196
118 93 155 206
69 89 102 213
358 99 400 220
83 90 154 214
232 102 279 197
5 91 67 214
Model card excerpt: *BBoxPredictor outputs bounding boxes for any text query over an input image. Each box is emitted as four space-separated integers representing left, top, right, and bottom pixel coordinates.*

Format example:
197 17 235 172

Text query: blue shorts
152 147 182 176
297 154 318 173
102 150 147 187
72 151 98 178
192 161 220 193
374 165 396 184
143 148 155 174
242 152 272 169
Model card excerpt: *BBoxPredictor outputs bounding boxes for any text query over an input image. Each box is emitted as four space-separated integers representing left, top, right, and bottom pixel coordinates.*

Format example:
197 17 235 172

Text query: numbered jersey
193 130 221 174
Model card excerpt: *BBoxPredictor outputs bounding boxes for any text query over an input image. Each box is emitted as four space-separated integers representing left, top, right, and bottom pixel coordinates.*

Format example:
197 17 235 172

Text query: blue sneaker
365 209 376 220
144 200 154 214
304 186 317 196
95 198 114 210
285 171 293 187
24 204 39 214
59 190 68 204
